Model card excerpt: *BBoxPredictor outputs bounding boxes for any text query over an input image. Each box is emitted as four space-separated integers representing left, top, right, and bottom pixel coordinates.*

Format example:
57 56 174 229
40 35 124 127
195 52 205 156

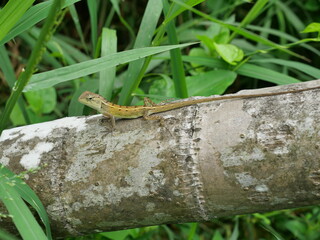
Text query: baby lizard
78 85 320 128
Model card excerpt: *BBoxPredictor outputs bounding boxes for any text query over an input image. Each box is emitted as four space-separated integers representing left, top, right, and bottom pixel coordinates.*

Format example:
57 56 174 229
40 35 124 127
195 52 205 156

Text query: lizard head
78 91 106 111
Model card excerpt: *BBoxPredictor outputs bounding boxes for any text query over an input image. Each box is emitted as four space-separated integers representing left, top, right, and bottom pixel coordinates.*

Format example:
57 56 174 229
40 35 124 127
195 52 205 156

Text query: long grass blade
0 0 34 42
99 28 117 100
118 0 163 105
87 0 98 55
162 0 188 98
25 43 196 92
182 56 300 85
68 4 88 53
0 167 52 239
0 166 48 239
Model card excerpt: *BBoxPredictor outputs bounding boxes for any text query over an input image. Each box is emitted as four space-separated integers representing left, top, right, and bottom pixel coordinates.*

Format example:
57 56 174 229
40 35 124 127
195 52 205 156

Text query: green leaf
99 229 133 240
0 0 34 42
24 88 57 115
10 104 27 126
197 35 215 54
285 220 307 238
188 47 208 70
214 43 244 65
213 30 229 44
301 22 320 33
212 230 224 240
148 74 175 98
187 70 237 96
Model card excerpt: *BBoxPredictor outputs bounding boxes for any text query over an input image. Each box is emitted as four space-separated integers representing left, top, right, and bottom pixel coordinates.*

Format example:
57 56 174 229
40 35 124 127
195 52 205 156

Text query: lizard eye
87 97 93 101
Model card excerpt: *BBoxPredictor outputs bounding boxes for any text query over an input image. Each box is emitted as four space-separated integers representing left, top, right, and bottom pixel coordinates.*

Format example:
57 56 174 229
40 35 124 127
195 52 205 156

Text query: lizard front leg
102 112 116 128
143 97 157 107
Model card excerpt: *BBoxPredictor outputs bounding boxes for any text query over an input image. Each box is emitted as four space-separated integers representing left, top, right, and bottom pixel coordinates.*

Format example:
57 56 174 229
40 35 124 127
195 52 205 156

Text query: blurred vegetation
1 0 320 239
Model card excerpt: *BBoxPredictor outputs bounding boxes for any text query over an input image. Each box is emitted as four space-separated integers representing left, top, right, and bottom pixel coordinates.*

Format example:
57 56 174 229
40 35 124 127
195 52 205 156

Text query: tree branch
1 80 320 237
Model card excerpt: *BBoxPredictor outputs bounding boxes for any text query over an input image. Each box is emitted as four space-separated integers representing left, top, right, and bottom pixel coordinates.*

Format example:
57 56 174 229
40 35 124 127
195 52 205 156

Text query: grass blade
24 43 197 92
0 228 19 240
87 0 98 54
109 0 135 42
0 166 48 239
99 28 117 100
68 4 88 53
0 45 29 125
0 45 16 88
0 167 52 239
237 63 300 85
251 58 320 79
118 0 163 105
0 0 34 42
182 56 301 85
162 0 188 98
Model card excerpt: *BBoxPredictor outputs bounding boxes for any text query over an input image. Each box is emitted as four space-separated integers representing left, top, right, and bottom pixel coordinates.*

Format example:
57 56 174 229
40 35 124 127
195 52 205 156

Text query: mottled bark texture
1 80 320 237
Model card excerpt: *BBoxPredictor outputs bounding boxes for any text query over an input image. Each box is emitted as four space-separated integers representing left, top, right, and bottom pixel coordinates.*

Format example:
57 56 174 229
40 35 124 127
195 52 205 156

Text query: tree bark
1 80 320 237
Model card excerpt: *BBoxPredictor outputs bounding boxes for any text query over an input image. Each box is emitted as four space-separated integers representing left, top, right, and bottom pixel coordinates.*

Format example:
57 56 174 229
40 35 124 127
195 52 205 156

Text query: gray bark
1 80 320 237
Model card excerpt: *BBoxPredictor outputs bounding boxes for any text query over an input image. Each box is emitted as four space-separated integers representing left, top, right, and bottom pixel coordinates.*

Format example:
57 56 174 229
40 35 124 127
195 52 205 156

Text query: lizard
78 85 320 128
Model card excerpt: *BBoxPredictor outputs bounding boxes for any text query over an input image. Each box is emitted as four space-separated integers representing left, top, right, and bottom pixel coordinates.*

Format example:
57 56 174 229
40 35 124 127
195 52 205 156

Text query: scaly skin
78 85 320 127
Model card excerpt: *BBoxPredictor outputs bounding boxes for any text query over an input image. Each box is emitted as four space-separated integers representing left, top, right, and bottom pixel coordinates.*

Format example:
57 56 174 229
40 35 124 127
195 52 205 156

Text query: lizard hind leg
143 111 164 126
143 111 173 136
143 98 168 126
